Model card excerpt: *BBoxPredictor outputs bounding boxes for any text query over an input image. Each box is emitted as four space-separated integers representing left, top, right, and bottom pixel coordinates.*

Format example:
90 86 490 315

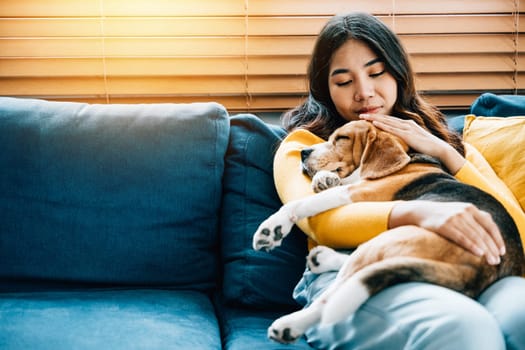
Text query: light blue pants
293 269 525 350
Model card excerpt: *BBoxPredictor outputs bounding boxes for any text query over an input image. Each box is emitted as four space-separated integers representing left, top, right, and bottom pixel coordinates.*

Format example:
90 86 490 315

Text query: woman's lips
358 107 381 114
357 107 381 114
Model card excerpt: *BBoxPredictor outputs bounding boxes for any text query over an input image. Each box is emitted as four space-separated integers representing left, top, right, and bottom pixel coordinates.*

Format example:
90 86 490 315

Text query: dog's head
301 120 411 180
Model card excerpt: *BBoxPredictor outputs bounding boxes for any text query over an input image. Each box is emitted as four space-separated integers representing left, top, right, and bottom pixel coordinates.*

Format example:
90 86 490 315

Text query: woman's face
328 39 398 122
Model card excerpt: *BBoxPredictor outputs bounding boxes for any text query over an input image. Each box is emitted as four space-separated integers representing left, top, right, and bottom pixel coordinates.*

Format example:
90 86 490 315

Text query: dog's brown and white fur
252 120 525 344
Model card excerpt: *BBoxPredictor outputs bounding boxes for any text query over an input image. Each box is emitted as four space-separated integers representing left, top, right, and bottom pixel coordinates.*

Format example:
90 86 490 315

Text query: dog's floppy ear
360 125 411 179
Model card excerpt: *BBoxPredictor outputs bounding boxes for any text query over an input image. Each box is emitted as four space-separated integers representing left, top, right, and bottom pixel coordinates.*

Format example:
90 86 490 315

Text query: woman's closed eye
336 80 352 87
369 70 385 78
334 70 385 86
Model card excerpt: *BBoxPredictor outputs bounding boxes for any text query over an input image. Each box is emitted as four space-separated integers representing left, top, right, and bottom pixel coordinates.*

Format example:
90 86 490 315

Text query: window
0 0 522 111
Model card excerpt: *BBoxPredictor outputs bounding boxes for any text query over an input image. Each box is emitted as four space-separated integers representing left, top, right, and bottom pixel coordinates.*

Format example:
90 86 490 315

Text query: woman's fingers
446 224 486 260
360 113 440 152
476 209 506 256
454 208 502 265
360 113 412 129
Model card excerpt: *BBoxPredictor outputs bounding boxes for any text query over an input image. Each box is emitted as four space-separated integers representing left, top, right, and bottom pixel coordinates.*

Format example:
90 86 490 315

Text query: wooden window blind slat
0 0 522 111
3 15 523 38
3 73 518 97
1 0 516 17
2 54 522 78
2 34 522 58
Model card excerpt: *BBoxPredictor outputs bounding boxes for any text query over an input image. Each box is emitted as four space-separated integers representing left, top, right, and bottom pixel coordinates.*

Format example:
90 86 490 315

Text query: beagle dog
252 120 525 344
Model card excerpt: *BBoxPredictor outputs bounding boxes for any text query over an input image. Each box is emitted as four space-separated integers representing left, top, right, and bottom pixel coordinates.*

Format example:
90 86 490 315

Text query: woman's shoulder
281 128 325 147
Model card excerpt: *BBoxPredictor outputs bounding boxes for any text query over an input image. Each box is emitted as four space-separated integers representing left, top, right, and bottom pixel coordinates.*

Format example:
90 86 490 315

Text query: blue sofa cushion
0 289 221 349
0 97 229 291
221 114 308 310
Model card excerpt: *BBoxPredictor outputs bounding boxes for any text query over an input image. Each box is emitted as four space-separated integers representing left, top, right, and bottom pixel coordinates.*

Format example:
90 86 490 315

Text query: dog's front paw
312 170 341 193
307 246 346 274
253 208 295 252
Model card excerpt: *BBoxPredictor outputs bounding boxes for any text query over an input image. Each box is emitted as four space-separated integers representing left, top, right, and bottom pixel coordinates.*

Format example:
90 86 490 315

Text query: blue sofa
1 94 524 349
0 97 310 349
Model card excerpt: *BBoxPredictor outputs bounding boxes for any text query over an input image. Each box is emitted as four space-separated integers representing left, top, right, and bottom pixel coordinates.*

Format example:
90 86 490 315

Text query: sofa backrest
0 97 229 292
220 114 308 310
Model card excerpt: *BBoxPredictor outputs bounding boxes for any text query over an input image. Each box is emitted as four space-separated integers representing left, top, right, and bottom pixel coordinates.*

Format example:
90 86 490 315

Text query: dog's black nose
301 148 313 162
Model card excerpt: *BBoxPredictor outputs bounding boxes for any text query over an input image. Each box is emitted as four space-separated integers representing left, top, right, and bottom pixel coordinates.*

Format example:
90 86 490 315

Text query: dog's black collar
408 153 447 171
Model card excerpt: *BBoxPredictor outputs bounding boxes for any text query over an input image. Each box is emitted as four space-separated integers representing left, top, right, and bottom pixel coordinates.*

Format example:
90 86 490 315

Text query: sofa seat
0 289 221 349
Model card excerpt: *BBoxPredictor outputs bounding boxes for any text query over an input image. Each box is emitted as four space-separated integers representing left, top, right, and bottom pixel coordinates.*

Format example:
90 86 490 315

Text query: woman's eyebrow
364 57 382 67
330 58 383 77
330 68 349 77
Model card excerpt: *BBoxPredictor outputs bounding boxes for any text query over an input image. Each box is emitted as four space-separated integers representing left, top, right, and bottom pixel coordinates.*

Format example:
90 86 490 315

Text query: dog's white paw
252 208 295 252
267 313 307 344
312 170 341 193
307 246 346 274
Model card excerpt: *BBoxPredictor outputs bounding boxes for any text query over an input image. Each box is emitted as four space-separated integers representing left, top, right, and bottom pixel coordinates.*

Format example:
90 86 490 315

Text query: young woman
274 12 525 349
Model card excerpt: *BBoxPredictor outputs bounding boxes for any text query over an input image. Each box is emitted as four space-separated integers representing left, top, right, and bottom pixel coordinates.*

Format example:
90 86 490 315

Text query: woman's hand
390 200 506 265
359 113 465 174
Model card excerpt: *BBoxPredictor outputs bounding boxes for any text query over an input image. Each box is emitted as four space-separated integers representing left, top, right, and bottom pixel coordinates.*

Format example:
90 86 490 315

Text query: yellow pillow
463 114 525 211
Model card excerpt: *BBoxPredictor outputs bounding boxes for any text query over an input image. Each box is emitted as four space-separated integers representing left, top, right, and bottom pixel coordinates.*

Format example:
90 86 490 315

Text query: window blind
0 0 522 111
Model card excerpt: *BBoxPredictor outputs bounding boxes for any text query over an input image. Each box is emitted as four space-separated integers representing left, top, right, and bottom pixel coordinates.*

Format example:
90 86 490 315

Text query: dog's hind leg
268 267 354 344
307 246 349 274
267 303 324 344
320 257 478 326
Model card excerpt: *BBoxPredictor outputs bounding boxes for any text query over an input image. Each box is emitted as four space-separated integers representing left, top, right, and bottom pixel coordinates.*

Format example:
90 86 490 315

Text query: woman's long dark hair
282 12 464 155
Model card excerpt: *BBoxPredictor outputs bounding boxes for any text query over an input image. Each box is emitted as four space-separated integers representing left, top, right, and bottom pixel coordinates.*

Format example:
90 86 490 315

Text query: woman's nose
354 78 375 102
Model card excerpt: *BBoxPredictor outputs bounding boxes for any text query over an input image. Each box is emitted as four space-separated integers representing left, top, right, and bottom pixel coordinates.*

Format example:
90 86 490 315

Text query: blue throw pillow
221 114 308 310
0 97 229 292
446 93 525 134
471 93 525 117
